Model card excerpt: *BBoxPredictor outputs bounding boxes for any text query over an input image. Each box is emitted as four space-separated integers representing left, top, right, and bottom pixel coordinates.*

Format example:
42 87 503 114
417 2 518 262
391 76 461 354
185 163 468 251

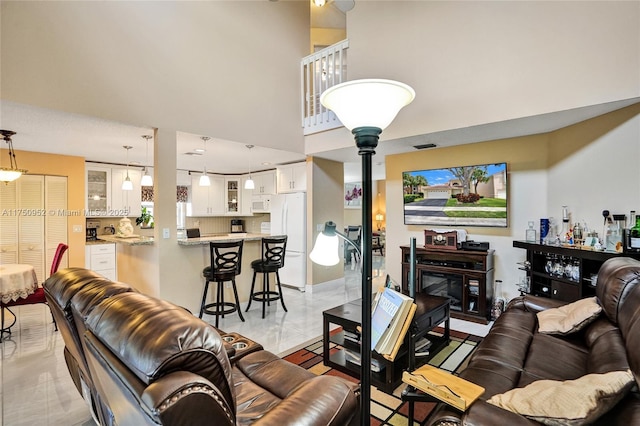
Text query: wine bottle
630 212 640 252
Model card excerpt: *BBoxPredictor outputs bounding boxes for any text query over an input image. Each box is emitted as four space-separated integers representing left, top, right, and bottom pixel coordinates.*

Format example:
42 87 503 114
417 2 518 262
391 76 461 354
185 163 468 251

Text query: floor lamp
313 79 415 424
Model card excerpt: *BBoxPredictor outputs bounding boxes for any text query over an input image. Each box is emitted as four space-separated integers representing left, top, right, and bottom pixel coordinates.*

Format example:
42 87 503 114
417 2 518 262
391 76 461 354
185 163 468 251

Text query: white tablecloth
0 264 38 304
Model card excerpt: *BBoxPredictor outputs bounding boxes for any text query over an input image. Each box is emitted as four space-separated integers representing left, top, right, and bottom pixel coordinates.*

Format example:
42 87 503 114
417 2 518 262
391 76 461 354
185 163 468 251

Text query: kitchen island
178 233 270 316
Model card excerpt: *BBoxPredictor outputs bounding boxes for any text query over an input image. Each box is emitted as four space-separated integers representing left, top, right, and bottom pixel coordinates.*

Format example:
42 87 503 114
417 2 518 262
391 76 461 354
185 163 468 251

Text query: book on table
402 364 485 411
371 286 416 358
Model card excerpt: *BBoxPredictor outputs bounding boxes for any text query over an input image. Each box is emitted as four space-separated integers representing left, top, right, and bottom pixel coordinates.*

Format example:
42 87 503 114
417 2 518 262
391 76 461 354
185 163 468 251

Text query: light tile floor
0 255 491 425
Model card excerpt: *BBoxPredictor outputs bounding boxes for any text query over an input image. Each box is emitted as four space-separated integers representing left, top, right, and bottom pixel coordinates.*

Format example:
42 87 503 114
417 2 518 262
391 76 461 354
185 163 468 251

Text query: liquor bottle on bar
625 210 640 253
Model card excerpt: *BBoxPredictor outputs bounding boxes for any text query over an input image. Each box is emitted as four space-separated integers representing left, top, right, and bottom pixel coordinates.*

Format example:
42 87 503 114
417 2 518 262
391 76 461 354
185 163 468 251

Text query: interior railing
301 39 349 135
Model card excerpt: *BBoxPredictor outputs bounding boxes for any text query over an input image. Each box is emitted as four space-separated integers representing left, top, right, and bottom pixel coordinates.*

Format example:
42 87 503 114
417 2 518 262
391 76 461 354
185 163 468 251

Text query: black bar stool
245 236 288 318
199 240 244 328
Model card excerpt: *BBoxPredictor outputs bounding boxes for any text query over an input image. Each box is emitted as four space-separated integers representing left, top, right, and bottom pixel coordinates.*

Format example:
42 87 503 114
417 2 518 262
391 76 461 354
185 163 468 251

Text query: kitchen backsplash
88 213 271 238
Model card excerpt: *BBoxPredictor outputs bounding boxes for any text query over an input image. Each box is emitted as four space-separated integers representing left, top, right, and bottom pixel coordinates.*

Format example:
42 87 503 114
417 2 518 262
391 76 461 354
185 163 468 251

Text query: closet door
45 176 68 276
0 180 18 263
18 175 45 282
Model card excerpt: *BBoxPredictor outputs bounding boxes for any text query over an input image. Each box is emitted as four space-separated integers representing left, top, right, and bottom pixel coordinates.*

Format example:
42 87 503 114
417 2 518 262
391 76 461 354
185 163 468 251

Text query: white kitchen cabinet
86 163 142 217
111 168 142 217
85 243 117 281
240 177 254 216
277 162 307 193
251 170 276 195
86 165 112 215
225 178 240 215
188 175 225 216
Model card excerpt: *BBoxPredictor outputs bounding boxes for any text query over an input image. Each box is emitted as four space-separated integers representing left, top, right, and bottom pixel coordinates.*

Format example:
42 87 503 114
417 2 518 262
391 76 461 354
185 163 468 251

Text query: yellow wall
310 28 346 52
2 149 86 267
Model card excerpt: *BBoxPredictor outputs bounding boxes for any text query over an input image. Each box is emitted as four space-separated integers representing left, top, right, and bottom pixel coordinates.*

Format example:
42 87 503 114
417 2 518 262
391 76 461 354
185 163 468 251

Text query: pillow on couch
487 369 634 426
537 296 601 335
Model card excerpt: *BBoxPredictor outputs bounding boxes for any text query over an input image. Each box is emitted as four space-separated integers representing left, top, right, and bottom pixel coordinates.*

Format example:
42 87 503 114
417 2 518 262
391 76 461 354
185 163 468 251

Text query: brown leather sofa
429 257 640 425
44 267 360 426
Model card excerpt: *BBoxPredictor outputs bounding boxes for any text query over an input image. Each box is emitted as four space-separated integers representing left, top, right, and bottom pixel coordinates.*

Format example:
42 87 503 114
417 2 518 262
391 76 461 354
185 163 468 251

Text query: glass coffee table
322 294 450 394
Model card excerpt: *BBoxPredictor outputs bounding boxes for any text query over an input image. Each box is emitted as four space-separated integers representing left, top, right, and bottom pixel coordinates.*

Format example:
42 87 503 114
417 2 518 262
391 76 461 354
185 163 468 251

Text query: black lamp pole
353 125 381 425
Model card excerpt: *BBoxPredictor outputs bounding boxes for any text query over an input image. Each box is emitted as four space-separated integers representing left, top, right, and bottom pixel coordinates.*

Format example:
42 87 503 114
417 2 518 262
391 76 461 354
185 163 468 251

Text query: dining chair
1 243 68 336
344 225 362 264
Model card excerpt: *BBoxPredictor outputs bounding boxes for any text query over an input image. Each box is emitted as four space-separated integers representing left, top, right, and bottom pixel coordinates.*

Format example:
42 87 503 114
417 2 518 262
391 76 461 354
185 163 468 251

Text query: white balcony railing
301 39 349 135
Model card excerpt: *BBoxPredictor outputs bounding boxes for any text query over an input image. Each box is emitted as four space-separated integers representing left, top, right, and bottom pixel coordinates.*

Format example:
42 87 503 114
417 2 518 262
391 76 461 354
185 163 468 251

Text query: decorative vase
117 217 134 237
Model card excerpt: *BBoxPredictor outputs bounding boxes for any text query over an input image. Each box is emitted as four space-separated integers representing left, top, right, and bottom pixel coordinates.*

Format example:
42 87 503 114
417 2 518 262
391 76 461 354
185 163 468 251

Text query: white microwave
251 194 271 213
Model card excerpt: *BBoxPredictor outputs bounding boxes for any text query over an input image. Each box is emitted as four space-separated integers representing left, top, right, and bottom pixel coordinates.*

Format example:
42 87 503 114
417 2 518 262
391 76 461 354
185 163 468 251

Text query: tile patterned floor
0 255 491 425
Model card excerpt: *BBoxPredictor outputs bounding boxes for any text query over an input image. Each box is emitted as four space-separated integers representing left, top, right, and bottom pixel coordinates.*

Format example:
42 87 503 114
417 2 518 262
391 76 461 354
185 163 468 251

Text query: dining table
0 263 39 339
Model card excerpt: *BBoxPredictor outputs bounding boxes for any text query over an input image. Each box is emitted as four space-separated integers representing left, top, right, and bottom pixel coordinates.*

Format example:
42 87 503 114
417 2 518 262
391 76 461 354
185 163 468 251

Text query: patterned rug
283 327 482 426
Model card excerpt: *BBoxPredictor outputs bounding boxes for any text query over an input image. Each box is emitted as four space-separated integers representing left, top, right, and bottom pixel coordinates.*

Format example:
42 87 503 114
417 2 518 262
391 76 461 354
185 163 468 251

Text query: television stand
401 246 495 324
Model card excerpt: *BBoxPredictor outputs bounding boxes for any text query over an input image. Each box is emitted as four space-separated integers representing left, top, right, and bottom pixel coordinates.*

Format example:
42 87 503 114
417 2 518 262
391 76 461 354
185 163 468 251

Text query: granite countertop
97 235 155 246
177 233 268 246
86 239 116 245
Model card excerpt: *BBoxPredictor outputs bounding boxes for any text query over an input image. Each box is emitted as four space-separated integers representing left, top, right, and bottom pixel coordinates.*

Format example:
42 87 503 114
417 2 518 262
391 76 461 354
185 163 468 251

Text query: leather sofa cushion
596 257 640 325
85 292 234 407
488 369 634 425
584 318 630 375
537 297 602 335
45 267 112 309
520 333 588 386
233 350 359 425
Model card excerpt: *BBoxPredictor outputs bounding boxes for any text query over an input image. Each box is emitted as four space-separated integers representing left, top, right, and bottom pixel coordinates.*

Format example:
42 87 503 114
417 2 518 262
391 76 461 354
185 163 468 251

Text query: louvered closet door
45 176 68 276
0 180 19 263
18 175 45 282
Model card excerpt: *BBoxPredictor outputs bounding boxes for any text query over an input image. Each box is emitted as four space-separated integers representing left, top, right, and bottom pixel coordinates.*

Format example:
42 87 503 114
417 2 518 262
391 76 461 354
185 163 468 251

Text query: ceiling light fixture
199 136 211 187
313 0 326 7
0 130 28 184
140 135 153 187
122 145 133 191
244 145 255 190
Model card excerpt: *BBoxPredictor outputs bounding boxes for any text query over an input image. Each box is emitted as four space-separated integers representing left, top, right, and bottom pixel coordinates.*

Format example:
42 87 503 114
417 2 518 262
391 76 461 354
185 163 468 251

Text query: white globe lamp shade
122 177 133 191
320 79 415 131
140 173 153 187
309 232 340 266
199 174 211 187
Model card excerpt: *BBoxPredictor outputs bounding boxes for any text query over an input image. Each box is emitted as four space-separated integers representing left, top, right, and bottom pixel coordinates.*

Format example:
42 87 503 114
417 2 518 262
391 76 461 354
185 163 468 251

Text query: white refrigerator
270 192 306 291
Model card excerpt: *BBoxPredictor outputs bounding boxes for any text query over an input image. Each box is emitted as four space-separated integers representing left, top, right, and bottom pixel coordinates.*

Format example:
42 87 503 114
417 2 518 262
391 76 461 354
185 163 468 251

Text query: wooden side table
322 294 450 394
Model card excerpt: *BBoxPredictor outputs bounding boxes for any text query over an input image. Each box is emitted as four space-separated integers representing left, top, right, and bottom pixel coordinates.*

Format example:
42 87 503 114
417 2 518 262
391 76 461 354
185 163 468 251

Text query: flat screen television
403 162 508 227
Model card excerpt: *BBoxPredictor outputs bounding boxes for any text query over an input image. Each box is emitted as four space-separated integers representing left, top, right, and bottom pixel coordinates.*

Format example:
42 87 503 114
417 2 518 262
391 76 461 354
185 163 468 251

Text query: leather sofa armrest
254 376 360 426
427 401 538 426
141 371 235 426
506 294 567 313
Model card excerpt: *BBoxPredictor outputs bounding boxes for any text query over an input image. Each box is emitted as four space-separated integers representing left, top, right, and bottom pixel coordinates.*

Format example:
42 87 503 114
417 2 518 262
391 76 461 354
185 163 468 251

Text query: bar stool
199 240 244 328
245 236 287 318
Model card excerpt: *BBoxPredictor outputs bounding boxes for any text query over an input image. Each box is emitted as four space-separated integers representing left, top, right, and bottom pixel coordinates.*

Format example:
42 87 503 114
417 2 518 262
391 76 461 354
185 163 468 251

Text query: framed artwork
344 182 362 208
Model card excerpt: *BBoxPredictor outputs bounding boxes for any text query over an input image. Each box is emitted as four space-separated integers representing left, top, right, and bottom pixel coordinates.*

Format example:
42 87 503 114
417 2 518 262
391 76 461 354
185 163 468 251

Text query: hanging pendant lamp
140 135 153 187
0 130 28 183
199 136 211 186
122 146 133 190
244 145 255 189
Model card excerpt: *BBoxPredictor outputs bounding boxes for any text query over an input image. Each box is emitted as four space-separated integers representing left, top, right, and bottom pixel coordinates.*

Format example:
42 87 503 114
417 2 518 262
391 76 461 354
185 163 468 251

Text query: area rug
283 327 482 426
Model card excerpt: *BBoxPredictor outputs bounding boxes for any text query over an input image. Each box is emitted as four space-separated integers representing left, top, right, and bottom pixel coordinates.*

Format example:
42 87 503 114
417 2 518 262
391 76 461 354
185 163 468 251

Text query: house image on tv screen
403 163 507 228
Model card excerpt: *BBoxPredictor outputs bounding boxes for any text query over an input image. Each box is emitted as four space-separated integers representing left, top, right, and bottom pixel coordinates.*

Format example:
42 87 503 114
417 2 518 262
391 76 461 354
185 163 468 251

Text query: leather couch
44 267 360 426
428 257 640 425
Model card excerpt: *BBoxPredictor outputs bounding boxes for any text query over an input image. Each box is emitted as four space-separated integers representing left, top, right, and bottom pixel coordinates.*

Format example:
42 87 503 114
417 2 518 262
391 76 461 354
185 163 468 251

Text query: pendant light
199 136 211 187
140 135 153 187
122 145 133 190
244 145 255 190
0 130 28 183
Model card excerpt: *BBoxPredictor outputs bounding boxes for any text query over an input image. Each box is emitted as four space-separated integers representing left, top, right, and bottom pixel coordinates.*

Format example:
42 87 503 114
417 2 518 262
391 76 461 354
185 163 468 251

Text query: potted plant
136 206 153 228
